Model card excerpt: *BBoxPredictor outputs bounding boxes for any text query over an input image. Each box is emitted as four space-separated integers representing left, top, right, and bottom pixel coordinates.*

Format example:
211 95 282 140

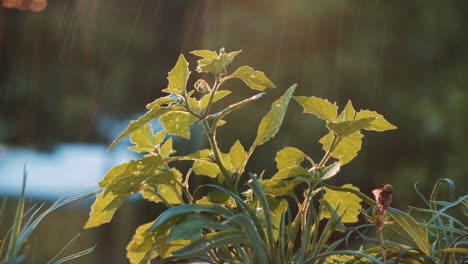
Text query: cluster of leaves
85 48 397 263
0 167 95 264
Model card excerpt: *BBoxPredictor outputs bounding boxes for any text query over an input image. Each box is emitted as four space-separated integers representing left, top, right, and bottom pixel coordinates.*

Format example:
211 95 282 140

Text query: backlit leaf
162 54 190 94
192 160 219 178
294 96 337 121
319 131 363 165
336 100 356 121
108 106 170 151
159 138 174 158
192 49 241 74
230 66 276 91
128 124 155 153
355 110 397 132
326 117 375 137
275 147 306 170
160 111 198 139
229 140 247 170
199 90 232 109
322 184 363 223
253 84 296 147
85 156 169 228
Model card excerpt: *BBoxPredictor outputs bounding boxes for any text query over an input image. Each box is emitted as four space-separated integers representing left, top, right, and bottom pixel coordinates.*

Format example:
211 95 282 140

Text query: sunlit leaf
326 117 375 137
192 160 219 178
85 156 169 228
199 90 232 109
162 54 190 94
141 168 183 204
126 220 160 264
160 111 198 139
322 184 363 223
154 130 166 146
230 66 276 91
160 138 174 158
336 100 356 121
191 49 241 74
275 147 306 170
253 84 296 147
355 110 397 131
229 140 247 170
128 124 155 153
320 131 363 165
317 162 341 180
294 96 337 121
196 191 236 208
108 106 170 151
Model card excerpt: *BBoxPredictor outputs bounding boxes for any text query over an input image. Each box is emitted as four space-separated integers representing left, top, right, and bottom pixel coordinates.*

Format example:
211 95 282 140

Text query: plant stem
202 120 237 194
318 134 342 167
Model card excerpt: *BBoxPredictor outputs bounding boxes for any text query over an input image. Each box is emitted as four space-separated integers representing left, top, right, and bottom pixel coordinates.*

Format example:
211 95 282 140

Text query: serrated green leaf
86 156 169 228
229 140 247 170
220 152 236 173
126 220 160 264
84 191 126 229
185 149 211 159
337 100 356 121
192 160 219 178
128 124 155 153
192 50 241 74
160 138 174 158
294 96 338 121
320 131 363 165
154 130 166 146
355 110 397 131
191 50 218 59
141 168 183 204
230 66 276 91
162 54 190 94
322 184 363 223
326 117 375 137
160 111 198 139
272 166 309 180
275 147 306 170
199 90 232 109
253 84 296 147
108 106 170 151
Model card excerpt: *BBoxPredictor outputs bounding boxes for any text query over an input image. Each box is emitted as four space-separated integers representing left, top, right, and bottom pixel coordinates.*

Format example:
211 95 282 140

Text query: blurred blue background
1 0 467 262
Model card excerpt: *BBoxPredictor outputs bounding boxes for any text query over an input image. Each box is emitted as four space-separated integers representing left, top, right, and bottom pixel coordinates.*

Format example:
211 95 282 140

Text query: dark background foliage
1 0 467 262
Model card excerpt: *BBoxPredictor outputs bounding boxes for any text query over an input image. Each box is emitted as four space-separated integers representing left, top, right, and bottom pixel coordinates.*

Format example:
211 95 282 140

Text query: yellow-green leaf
356 110 397 132
128 124 155 153
322 184 363 223
320 131 363 165
154 130 166 146
199 90 232 109
84 191 126 229
108 106 170 151
230 66 276 91
192 160 220 178
160 111 198 139
141 168 183 204
275 147 306 170
294 96 337 121
254 84 296 147
336 100 356 121
229 140 247 171
160 138 174 158
191 49 241 74
162 54 190 94
326 117 375 137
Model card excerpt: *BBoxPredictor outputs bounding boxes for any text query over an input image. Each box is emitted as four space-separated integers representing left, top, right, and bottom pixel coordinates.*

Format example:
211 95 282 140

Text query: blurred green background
1 0 467 262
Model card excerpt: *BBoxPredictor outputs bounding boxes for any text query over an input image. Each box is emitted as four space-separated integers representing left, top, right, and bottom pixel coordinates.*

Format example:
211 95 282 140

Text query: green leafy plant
0 167 95 264
85 48 396 263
